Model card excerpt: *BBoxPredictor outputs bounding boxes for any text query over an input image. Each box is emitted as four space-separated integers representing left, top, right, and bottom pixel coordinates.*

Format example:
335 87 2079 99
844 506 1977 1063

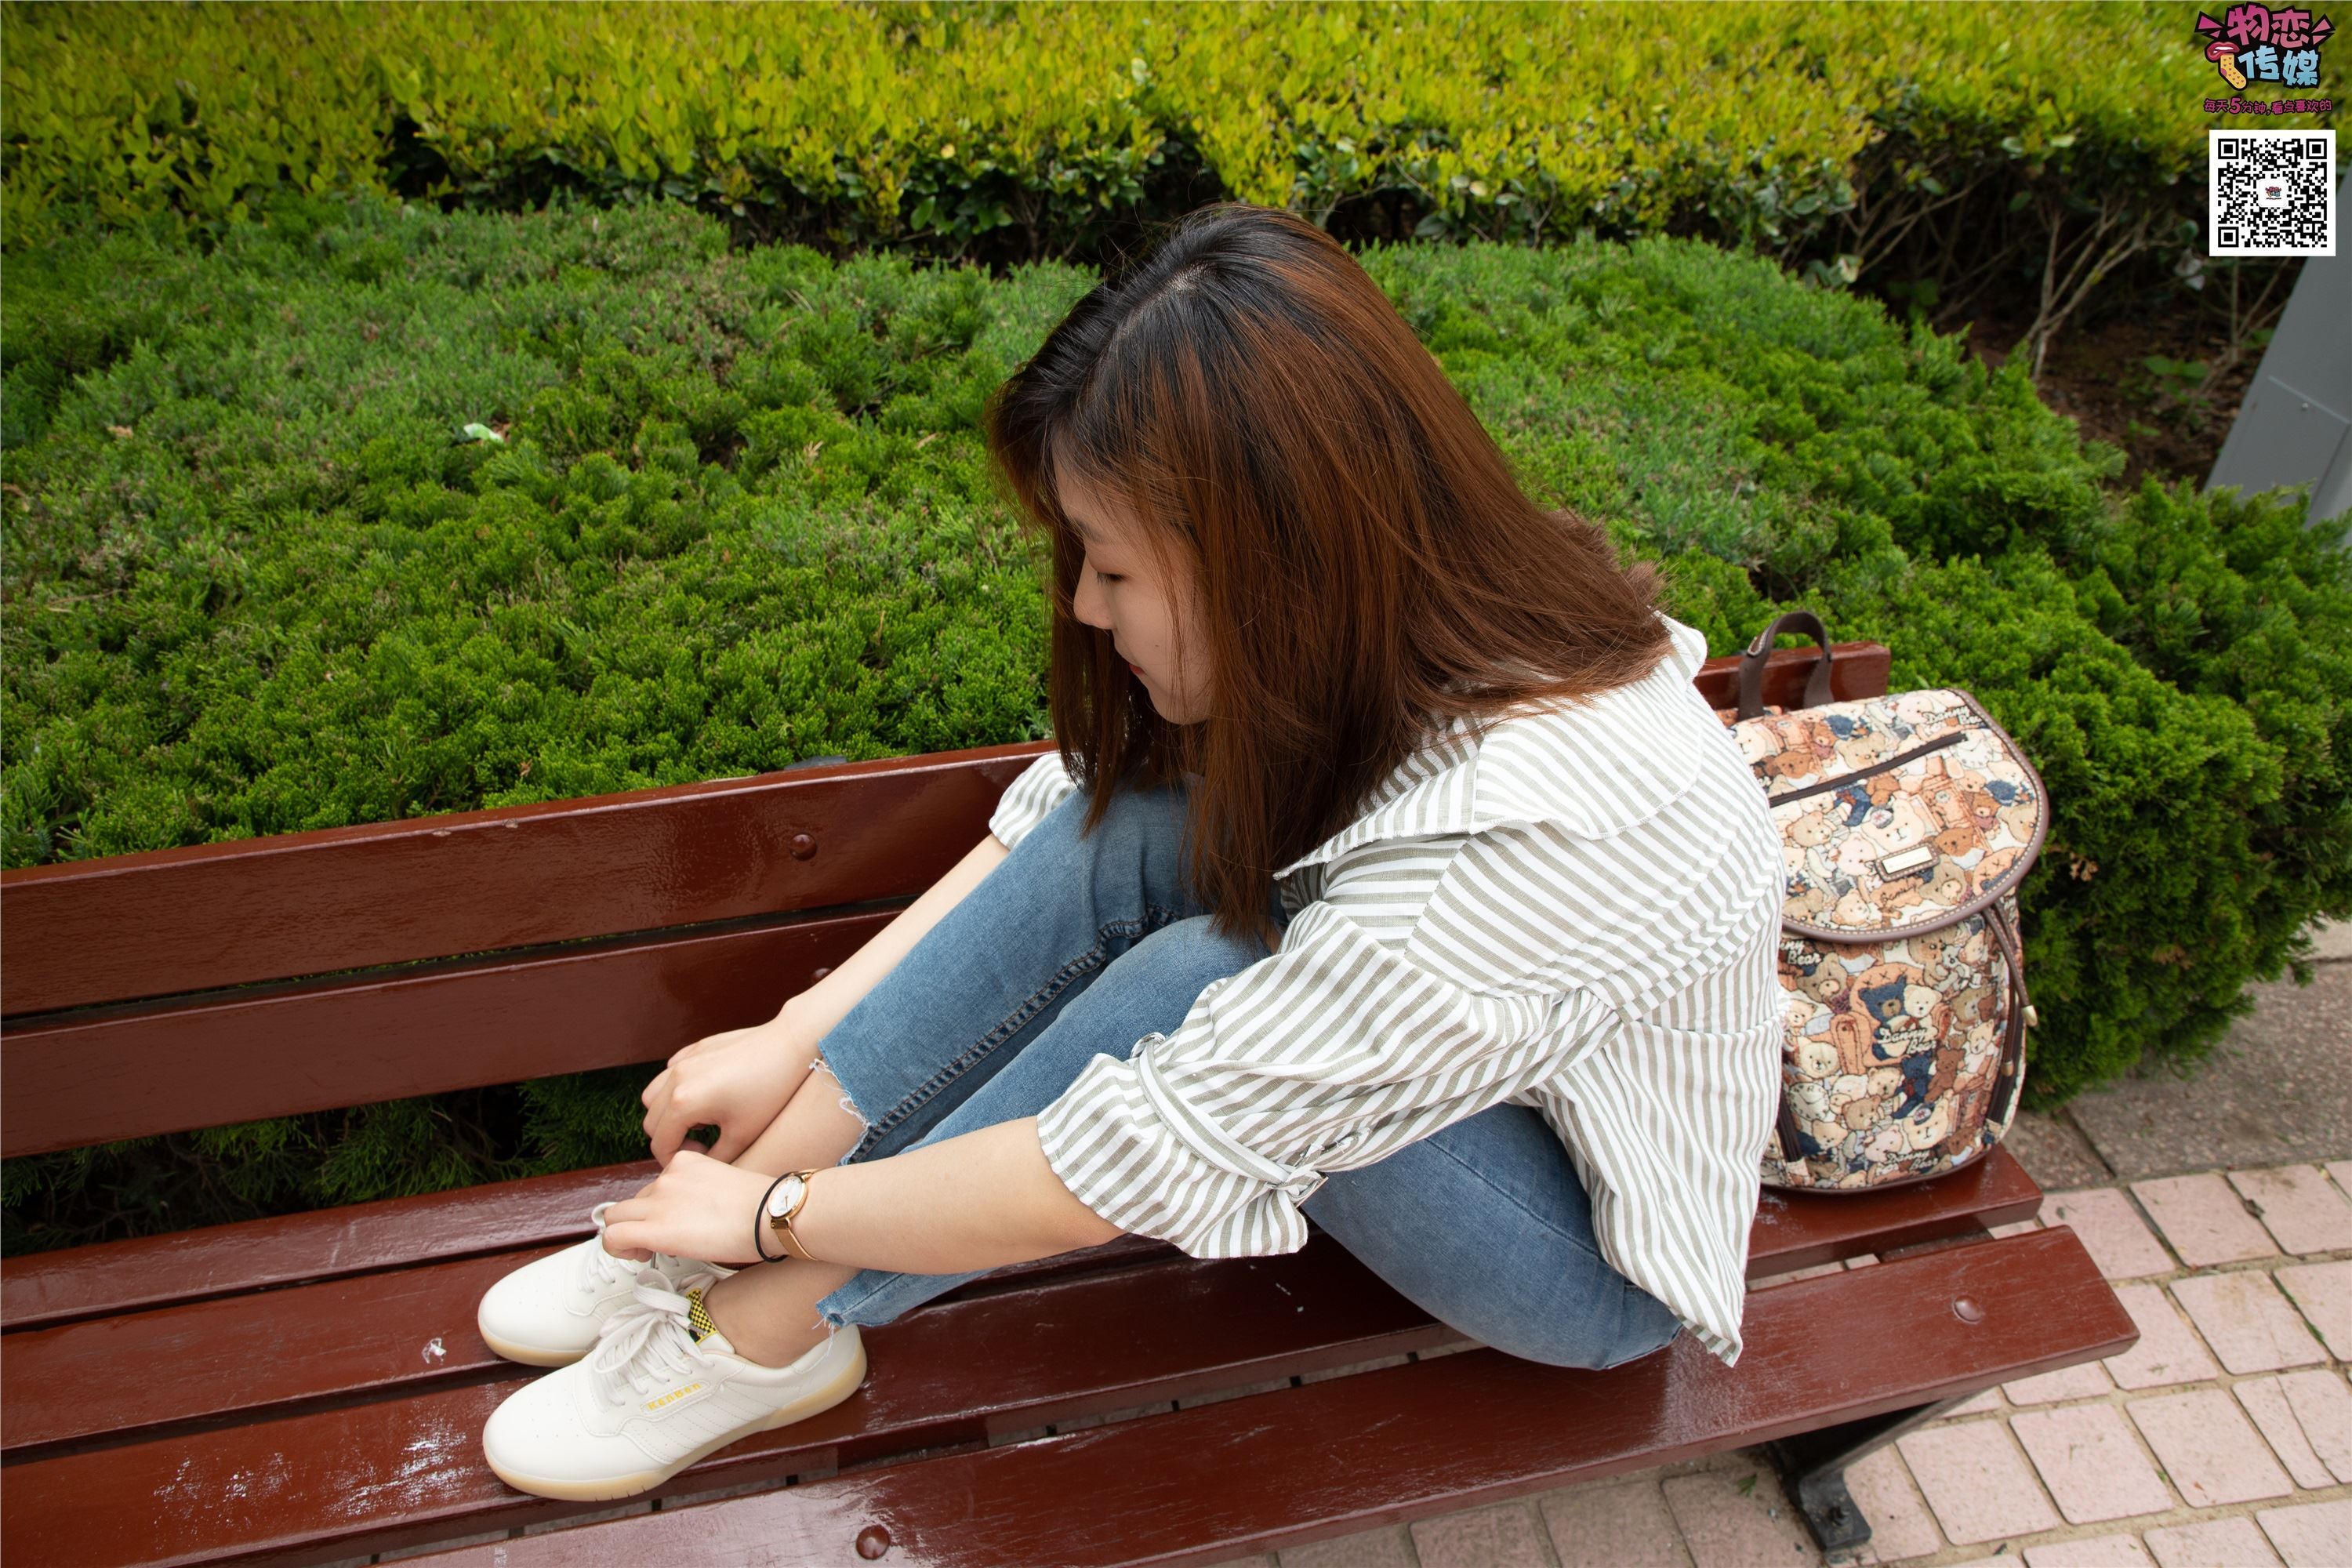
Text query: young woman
475 201 1787 1504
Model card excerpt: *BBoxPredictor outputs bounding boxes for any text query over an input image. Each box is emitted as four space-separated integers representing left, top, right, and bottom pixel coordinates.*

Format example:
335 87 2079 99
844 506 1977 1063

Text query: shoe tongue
682 1285 737 1356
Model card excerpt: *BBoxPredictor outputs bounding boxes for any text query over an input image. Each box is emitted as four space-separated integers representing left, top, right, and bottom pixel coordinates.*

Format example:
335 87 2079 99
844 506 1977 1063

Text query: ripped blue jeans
804 775 1684 1370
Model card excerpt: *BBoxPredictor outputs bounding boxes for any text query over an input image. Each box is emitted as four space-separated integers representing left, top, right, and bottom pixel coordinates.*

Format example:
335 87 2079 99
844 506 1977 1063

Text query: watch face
766 1174 805 1220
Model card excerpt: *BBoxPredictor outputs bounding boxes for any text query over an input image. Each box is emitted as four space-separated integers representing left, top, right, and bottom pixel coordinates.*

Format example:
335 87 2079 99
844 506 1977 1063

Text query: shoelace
579 1200 681 1295
587 1269 726 1406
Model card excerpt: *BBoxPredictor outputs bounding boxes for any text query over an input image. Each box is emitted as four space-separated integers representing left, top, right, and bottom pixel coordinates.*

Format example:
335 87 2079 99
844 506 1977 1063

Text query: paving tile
2256 1498 2352 1568
2234 1374 2340 1489
2328 1160 2352 1200
1276 1522 1418 1568
2012 1403 2176 1523
2279 1368 2352 1483
2132 1174 2278 1267
1843 1446 1944 1566
1411 1501 1554 1568
2274 1260 2352 1359
2269 1369 2352 1484
2126 1388 2293 1506
2048 1187 2179 1279
1947 1388 2007 1416
2144 1515 2284 1568
2172 1272 2329 1374
2023 1537 2157 1566
1896 1420 2063 1544
1991 1217 2045 1238
2003 1357 2117 1406
1202 1558 1276 1568
2103 1282 2221 1390
1535 1477 1693 1568
2229 1165 2352 1256
1659 1468 1822 1568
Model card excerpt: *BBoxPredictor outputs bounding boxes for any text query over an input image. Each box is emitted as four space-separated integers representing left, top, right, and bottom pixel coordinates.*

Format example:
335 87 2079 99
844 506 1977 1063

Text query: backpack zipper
1766 728 1967 808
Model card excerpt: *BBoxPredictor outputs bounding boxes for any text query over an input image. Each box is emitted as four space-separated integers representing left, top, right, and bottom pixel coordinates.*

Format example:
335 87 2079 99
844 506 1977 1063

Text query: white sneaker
481 1269 868 1502
476 1200 740 1367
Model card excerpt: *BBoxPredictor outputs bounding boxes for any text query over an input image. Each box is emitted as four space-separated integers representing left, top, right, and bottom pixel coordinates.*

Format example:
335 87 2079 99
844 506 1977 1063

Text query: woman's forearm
775 832 1011 1041
790 1115 1127 1274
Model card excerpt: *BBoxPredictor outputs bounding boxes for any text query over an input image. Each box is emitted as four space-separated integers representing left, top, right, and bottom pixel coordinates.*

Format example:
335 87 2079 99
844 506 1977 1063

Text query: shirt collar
1272 612 1715 880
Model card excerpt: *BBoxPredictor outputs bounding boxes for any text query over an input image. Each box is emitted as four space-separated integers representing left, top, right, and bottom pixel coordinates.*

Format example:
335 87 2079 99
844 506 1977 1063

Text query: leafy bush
5 0 2326 358
3 192 2344 1253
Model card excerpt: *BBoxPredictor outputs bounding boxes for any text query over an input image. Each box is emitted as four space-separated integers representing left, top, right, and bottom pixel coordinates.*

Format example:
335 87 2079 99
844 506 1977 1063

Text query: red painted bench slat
0 1146 2041 1455
0 904 899 1157
0 1226 2123 1568
0 1133 2037 1335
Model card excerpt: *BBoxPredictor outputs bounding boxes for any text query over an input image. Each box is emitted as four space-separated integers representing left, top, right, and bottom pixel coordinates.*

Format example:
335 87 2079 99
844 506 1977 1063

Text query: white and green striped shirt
991 612 1785 1367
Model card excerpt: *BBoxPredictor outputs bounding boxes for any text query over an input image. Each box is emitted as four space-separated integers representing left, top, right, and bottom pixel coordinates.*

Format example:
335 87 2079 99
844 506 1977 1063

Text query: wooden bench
0 639 2137 1568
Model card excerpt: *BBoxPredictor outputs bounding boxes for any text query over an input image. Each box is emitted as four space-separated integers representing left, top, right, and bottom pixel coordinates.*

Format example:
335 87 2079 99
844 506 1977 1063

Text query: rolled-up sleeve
989 750 1079 852
1033 887 1618 1260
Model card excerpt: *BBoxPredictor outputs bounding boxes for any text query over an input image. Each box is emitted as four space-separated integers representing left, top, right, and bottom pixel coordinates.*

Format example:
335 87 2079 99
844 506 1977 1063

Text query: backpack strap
1738 610 1838 720
1984 898 2035 1129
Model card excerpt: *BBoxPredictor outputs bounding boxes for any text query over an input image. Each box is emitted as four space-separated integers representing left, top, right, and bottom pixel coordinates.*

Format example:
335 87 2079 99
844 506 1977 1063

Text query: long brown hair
982 201 1674 950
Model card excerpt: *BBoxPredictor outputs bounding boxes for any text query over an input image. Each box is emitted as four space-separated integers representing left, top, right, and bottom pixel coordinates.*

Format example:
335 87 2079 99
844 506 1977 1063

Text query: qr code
2210 130 2336 256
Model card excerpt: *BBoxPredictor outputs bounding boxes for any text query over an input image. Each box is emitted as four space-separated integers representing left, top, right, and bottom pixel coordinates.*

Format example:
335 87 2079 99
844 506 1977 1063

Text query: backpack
1727 612 2050 1191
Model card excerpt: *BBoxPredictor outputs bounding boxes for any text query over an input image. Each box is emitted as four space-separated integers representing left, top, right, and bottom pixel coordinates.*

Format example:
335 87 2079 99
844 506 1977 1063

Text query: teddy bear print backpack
1729 611 2050 1191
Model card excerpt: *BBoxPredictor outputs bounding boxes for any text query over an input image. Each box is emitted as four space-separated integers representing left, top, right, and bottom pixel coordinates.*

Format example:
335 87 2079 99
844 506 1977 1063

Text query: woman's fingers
646 1101 694 1168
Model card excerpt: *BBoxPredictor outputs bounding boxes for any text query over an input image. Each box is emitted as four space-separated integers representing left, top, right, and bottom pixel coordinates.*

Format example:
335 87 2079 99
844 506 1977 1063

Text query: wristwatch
762 1167 822 1261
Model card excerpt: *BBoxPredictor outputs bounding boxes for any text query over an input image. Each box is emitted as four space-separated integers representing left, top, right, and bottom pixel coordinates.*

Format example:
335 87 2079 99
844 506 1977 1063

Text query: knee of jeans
1134 910 1278 990
1525 1287 1683 1371
1029 779 1185 880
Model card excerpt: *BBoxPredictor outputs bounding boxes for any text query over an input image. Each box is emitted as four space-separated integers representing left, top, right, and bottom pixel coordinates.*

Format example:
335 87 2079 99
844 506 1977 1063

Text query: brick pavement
1196 1158 2352 1568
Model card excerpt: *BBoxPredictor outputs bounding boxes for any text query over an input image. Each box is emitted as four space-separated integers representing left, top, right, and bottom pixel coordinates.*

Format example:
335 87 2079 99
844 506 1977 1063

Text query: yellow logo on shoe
646 1381 705 1411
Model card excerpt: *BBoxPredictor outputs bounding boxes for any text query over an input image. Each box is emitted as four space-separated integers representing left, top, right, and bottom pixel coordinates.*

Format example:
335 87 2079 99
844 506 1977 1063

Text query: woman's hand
598 1148 786 1267
641 1012 815 1168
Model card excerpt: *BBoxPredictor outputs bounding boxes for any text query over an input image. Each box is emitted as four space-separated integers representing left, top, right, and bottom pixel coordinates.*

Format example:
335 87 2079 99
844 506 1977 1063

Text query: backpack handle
1737 609 1838 720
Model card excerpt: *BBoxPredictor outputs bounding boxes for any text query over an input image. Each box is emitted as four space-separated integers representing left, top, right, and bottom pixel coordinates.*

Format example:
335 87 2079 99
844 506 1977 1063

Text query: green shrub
3 193 2343 1254
5 0 2323 350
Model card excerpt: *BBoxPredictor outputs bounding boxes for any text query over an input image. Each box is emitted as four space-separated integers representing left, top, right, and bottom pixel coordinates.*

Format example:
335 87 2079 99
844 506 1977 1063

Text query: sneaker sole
477 1324 592 1368
485 1329 869 1503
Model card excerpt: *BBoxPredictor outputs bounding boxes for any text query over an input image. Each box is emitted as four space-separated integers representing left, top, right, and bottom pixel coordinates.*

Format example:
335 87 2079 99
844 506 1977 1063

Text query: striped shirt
991 612 1786 1366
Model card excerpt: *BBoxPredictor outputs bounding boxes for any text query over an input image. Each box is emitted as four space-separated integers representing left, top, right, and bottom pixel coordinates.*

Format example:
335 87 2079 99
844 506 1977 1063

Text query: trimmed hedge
5 1 2325 340
3 191 2345 1254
